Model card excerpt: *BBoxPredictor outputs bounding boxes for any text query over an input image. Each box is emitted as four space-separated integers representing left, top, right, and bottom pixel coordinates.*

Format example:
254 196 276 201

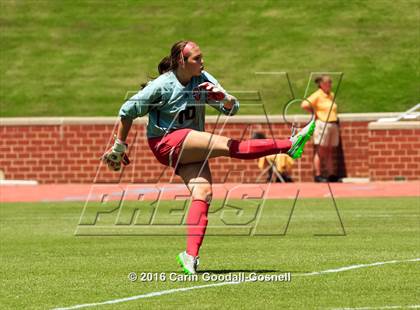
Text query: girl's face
320 77 332 93
184 46 204 77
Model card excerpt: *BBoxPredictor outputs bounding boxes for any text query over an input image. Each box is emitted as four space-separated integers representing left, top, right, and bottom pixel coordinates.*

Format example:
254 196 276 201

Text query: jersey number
178 106 196 124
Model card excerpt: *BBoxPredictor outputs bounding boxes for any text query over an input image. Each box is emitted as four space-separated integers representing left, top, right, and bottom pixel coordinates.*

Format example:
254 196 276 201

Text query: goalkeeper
103 40 315 275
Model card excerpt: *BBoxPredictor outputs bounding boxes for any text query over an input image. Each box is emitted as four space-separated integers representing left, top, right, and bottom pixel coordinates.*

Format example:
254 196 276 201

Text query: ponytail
158 56 171 74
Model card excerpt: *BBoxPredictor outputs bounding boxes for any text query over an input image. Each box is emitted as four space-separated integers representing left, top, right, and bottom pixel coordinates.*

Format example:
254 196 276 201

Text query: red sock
229 139 292 160
186 199 209 257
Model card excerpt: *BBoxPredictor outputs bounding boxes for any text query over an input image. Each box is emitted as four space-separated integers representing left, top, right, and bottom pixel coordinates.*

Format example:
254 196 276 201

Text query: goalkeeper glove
102 137 130 171
197 82 226 101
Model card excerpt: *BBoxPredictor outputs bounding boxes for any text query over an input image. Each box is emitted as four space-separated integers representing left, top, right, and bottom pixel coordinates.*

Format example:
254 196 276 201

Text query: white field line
331 305 420 310
53 257 420 310
298 257 420 276
53 281 243 310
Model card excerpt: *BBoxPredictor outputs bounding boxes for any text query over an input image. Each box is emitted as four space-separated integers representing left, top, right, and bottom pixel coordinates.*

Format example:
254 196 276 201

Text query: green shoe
287 120 316 159
176 251 198 275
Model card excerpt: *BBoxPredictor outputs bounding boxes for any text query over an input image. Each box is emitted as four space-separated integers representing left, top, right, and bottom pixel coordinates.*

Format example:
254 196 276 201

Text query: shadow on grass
197 269 300 274
158 269 309 274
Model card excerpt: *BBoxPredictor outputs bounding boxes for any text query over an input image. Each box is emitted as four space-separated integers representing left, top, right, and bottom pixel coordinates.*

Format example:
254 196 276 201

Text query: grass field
1 197 419 309
1 0 419 117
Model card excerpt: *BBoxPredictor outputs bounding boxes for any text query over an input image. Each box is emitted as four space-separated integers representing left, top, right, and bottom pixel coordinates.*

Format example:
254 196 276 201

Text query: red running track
1 182 419 203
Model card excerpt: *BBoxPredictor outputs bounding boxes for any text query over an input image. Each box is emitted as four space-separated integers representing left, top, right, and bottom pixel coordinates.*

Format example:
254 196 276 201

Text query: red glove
197 82 226 101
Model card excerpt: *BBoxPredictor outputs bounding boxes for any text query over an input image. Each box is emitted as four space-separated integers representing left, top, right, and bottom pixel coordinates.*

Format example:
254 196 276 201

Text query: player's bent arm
200 82 240 116
200 71 240 116
102 82 162 171
117 117 133 142
205 93 240 116
119 81 163 120
102 117 132 171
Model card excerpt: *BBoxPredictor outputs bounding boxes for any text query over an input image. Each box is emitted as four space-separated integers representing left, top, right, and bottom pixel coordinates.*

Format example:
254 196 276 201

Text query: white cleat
176 251 199 275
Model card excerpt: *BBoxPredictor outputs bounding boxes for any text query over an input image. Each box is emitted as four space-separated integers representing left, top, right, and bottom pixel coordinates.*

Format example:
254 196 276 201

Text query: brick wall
0 115 418 183
368 122 420 181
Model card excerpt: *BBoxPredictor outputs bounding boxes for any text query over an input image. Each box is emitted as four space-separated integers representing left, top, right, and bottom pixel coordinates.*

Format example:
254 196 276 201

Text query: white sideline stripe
53 281 243 310
299 257 420 276
331 305 420 310
53 258 420 310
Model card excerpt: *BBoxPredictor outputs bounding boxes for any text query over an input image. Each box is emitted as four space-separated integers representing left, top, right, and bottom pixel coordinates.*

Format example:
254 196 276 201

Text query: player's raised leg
176 161 212 275
177 120 315 164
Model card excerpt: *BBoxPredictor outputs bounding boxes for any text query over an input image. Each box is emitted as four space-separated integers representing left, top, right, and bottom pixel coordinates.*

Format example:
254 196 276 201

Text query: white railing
377 103 420 122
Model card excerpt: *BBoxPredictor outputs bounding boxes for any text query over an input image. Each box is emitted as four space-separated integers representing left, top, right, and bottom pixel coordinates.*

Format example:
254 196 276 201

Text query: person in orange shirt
301 75 339 182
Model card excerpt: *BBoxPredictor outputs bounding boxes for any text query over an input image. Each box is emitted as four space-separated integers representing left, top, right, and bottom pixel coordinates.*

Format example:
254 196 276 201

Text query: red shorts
147 128 192 168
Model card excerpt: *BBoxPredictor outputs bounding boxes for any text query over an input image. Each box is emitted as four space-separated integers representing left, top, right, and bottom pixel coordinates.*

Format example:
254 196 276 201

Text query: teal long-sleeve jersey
119 70 240 138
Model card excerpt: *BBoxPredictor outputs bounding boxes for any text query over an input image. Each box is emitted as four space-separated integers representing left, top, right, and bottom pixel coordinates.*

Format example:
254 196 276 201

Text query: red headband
182 41 198 57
